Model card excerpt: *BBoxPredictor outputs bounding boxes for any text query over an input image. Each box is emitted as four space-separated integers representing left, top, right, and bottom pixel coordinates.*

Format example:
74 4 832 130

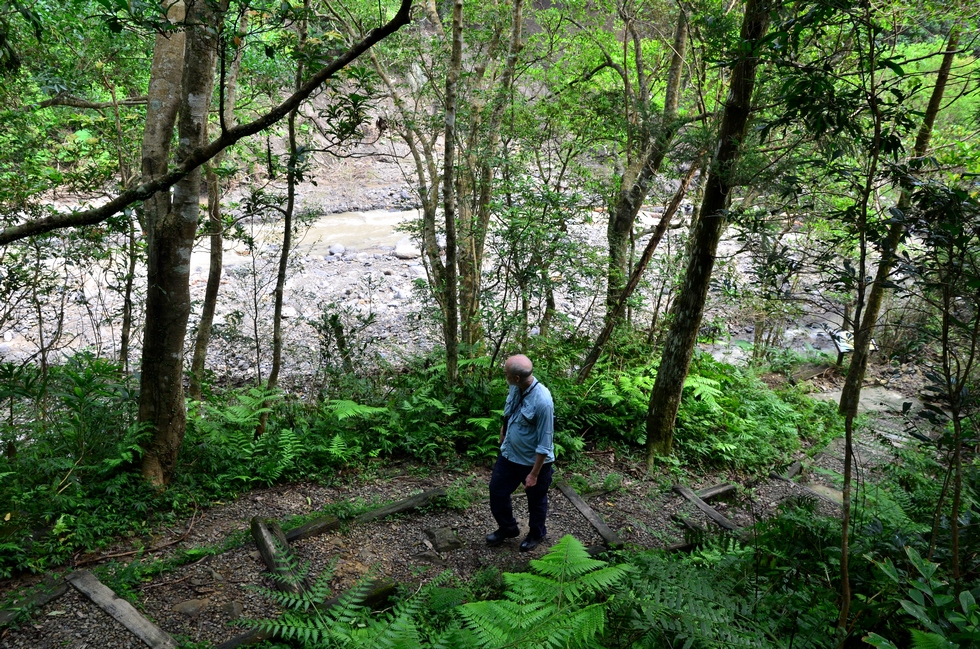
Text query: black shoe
486 528 520 546
519 535 547 552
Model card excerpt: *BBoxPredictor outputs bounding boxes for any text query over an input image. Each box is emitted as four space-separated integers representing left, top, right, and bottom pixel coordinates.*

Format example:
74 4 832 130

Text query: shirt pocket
519 402 536 425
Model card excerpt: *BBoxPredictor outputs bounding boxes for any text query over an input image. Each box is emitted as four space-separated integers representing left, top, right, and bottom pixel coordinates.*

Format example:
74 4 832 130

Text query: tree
0 0 414 485
644 0 772 464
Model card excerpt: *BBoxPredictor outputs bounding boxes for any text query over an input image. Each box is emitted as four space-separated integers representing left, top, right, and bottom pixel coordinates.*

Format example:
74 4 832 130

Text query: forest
0 0 979 646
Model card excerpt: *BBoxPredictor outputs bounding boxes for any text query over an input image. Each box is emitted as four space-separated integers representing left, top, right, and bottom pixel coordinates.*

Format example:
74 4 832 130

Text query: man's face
504 365 519 385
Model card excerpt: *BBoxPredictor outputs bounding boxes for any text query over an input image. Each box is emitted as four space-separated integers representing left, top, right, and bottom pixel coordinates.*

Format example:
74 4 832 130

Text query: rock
424 527 463 552
328 243 346 256
174 598 210 617
409 265 427 279
393 287 411 300
220 601 244 619
282 306 299 318
3 331 11 342
394 237 421 260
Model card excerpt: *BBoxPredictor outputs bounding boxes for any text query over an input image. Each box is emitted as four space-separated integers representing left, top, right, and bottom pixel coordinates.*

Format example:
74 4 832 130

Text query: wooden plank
284 515 341 542
353 488 447 524
696 483 736 502
672 485 739 531
555 481 623 549
251 517 308 594
0 575 69 628
66 570 177 649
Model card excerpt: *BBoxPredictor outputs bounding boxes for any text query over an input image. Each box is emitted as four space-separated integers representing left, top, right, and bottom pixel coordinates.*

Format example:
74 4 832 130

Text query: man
486 354 555 552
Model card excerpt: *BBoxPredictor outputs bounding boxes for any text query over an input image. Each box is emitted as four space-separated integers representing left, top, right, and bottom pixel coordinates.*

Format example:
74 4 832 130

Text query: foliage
867 547 980 649
250 534 627 648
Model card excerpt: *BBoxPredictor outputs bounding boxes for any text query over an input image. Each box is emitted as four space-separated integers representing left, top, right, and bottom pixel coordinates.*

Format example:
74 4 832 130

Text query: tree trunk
190 16 245 401
140 0 221 486
441 0 463 385
644 0 771 465
839 29 959 418
455 0 524 352
258 4 307 437
605 10 687 311
578 158 701 383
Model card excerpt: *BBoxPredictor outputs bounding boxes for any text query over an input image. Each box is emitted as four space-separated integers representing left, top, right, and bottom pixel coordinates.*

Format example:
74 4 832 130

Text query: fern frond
327 399 388 421
909 629 958 649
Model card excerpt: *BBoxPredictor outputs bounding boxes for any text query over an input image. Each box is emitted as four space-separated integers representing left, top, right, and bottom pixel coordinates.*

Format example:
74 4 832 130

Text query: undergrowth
0 339 842 577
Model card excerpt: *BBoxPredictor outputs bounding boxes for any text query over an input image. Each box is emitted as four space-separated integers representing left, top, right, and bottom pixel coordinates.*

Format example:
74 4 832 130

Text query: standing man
487 354 555 552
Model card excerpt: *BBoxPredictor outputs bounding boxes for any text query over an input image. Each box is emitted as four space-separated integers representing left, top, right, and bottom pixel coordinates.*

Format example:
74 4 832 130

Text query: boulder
394 237 421 260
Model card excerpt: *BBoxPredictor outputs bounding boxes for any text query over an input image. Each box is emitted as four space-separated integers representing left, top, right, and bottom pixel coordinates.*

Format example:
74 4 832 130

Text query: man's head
504 354 534 387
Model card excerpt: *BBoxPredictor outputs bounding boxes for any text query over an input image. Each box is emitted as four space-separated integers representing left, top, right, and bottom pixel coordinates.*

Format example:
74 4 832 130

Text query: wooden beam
66 570 177 649
250 517 309 594
697 483 736 501
0 575 68 628
672 485 739 531
353 488 447 524
284 515 341 542
555 481 623 549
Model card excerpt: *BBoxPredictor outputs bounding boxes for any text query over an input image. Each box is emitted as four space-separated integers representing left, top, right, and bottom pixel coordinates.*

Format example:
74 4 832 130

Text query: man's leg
489 455 525 538
524 463 553 540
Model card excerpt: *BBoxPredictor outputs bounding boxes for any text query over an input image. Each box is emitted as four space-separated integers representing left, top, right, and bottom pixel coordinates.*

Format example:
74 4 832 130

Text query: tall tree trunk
579 159 701 383
455 0 524 352
606 10 687 311
140 0 222 486
190 15 245 401
257 3 307 437
836 29 959 625
442 0 463 384
644 0 771 465
839 29 960 417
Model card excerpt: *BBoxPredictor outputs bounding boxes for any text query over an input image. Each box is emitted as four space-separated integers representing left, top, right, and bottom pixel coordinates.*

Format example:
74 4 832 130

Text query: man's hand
524 473 538 488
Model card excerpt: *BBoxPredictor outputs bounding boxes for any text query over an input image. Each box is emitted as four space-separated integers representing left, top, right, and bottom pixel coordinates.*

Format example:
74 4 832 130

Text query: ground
0 364 929 649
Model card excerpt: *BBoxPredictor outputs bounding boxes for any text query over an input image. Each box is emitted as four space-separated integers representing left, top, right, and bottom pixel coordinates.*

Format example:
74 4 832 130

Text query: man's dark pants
489 454 554 539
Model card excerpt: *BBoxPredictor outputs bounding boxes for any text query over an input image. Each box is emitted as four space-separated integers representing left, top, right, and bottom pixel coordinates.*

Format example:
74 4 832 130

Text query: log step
353 488 447 524
555 481 623 549
672 485 739 531
66 570 177 649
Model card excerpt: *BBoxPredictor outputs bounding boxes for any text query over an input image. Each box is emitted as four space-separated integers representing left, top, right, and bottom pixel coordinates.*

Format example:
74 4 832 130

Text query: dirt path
0 380 927 649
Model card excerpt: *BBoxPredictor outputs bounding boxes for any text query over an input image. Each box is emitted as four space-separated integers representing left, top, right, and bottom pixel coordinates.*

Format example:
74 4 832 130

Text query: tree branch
0 0 413 246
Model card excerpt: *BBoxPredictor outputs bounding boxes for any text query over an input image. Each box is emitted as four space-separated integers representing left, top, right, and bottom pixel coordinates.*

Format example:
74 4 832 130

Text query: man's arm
524 453 546 488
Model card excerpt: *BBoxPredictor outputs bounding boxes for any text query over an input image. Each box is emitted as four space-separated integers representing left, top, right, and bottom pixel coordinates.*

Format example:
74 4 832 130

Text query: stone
328 243 345 256
174 598 210 617
281 306 299 318
220 601 244 619
394 237 421 260
424 526 463 552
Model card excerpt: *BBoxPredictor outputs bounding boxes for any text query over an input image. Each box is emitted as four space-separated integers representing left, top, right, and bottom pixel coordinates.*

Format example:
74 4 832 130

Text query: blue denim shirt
501 379 555 465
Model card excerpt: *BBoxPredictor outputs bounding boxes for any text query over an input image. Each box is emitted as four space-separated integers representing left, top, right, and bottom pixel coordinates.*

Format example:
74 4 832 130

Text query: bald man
486 354 555 552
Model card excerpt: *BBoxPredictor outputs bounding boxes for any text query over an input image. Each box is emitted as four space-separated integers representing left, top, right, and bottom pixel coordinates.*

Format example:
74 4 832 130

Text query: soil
0 364 931 649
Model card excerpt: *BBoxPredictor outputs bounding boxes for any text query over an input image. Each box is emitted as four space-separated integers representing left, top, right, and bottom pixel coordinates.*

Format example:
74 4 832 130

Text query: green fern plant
683 374 723 411
457 535 627 648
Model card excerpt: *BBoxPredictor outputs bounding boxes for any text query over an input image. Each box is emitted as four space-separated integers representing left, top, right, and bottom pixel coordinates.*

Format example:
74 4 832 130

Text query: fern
683 375 722 410
326 399 389 421
459 535 627 648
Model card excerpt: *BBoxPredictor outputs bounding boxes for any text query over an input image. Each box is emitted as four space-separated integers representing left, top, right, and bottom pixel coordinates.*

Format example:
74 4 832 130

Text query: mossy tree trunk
644 0 772 465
